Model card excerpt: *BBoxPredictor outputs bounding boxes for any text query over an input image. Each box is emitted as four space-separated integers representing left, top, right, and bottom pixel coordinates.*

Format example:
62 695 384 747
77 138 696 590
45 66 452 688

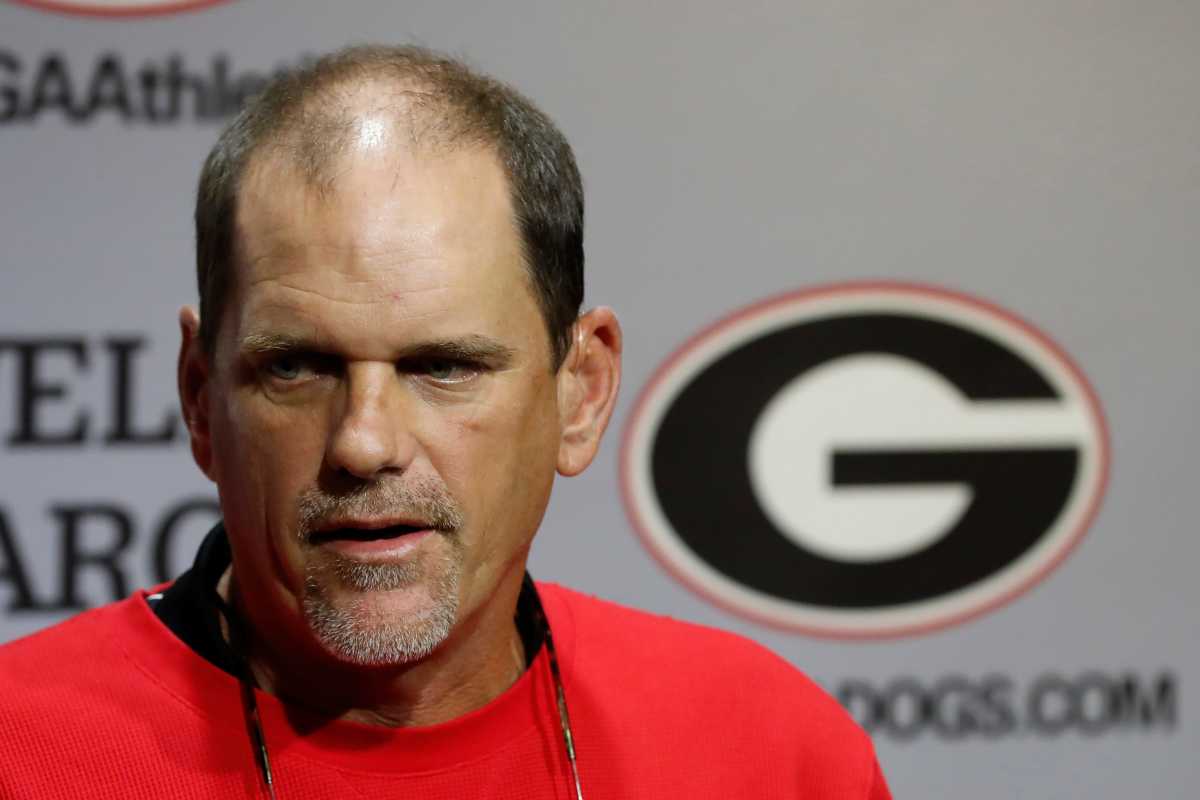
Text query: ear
177 306 216 482
556 306 622 477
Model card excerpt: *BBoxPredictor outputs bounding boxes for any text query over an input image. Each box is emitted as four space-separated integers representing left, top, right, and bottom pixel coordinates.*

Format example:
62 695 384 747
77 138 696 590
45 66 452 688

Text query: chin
302 573 460 666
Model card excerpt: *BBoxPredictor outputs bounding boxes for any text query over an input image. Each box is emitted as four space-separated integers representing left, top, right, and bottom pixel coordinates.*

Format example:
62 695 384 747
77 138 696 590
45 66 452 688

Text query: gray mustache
296 478 465 540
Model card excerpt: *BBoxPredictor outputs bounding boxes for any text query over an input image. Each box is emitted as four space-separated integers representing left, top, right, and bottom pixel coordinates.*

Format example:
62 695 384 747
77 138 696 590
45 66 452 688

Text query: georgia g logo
621 282 1109 638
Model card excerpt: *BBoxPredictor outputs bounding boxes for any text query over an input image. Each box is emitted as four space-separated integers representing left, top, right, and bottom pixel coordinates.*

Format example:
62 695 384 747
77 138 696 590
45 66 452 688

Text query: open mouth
309 524 429 545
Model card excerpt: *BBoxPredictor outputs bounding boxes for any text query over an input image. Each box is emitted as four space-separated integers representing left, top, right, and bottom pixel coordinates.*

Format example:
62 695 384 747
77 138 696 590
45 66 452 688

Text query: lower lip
317 528 435 558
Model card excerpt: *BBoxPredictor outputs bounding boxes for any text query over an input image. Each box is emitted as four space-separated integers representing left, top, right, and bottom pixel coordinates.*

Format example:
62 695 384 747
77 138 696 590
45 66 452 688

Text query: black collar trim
148 523 544 676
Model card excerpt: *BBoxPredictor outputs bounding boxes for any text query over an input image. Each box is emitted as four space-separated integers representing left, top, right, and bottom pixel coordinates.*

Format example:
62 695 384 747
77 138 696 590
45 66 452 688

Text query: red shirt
0 583 890 799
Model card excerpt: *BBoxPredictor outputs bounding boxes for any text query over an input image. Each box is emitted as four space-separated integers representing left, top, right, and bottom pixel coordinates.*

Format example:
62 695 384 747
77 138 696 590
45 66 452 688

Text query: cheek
235 383 330 459
433 384 559 555
209 388 330 562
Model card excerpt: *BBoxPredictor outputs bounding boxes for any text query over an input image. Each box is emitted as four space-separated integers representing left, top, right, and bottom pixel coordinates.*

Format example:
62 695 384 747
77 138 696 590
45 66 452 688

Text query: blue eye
266 356 304 380
420 359 479 384
426 360 458 380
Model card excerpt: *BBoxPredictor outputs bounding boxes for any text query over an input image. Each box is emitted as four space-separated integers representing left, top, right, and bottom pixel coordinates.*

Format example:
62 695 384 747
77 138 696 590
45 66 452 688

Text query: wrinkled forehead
235 139 519 268
221 120 536 357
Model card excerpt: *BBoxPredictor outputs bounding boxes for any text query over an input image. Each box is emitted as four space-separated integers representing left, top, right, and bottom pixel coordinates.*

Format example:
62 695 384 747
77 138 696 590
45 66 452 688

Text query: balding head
195 44 584 367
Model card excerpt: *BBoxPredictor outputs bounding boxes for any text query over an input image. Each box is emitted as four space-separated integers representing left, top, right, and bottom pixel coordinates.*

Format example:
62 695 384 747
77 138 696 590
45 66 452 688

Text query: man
0 45 890 798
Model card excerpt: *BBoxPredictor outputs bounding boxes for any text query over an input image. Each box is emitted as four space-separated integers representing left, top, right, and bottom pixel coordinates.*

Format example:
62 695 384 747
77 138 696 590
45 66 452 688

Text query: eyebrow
239 332 308 354
238 331 517 366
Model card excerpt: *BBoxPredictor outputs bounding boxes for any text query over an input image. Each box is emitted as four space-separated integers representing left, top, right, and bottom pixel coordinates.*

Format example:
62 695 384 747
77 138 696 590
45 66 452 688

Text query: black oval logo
621 283 1109 638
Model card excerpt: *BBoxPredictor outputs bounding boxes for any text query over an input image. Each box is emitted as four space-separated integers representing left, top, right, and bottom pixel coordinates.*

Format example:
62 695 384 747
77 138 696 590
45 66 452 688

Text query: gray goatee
296 476 465 665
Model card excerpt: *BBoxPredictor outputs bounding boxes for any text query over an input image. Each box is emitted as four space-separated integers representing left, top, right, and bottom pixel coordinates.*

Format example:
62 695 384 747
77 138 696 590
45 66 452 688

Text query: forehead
237 125 519 268
227 132 539 355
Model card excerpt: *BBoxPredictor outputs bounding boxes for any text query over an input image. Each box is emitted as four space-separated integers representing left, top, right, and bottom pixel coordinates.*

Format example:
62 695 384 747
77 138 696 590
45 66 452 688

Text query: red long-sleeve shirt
0 583 890 799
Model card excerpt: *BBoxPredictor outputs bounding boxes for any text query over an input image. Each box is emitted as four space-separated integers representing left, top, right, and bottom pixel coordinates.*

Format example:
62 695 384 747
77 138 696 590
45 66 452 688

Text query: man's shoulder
0 600 130 679
0 595 226 797
541 581 787 665
541 581 814 674
539 583 887 796
539 582 867 741
0 596 155 731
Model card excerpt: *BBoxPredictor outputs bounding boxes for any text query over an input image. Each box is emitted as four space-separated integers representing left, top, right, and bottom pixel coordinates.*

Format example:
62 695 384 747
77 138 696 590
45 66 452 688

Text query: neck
216 563 529 728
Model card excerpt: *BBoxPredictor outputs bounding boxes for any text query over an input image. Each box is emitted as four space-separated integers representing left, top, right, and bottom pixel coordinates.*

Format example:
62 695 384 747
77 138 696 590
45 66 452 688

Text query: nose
325 362 415 480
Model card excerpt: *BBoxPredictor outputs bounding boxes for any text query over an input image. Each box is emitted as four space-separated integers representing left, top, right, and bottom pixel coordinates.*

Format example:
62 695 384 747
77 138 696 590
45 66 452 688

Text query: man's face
198 127 564 666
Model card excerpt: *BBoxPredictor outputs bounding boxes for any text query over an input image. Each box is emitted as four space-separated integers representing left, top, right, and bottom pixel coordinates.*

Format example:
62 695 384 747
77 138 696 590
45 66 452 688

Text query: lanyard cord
212 576 583 800
209 589 278 800
534 584 586 800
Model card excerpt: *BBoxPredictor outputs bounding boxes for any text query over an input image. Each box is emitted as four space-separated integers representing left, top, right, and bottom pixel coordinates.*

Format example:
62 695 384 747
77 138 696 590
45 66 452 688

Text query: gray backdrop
1 1 1196 797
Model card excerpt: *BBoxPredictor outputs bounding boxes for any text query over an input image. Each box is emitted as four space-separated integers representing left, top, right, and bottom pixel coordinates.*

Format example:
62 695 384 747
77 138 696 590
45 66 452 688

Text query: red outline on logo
8 0 232 18
619 281 1111 640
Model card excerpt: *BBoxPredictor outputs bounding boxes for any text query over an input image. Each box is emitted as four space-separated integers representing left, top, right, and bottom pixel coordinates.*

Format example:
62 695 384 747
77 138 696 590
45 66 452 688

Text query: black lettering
53 504 133 608
0 506 45 610
1028 673 1074 735
1075 671 1115 735
85 55 133 120
207 54 229 118
882 678 928 741
836 680 885 734
0 51 22 123
103 337 179 445
1114 672 1177 729
29 54 84 122
166 54 208 120
1 338 90 446
824 671 1176 742
231 71 268 114
138 62 166 121
152 497 220 582
978 674 1017 738
930 675 975 740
